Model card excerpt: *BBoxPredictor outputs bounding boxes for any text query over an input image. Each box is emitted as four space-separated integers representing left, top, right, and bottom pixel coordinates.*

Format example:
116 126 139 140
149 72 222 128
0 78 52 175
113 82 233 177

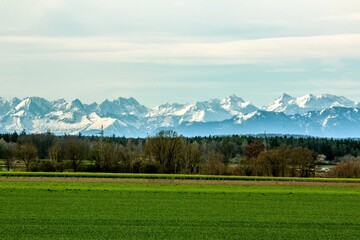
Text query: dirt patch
0 177 359 187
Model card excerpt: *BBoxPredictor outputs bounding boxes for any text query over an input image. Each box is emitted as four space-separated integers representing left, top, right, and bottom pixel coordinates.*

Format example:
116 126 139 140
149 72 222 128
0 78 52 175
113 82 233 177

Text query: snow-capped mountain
147 99 231 125
0 97 10 115
97 97 149 117
264 93 358 115
0 94 359 138
296 107 360 138
145 95 258 130
13 97 54 117
221 95 258 115
168 111 303 137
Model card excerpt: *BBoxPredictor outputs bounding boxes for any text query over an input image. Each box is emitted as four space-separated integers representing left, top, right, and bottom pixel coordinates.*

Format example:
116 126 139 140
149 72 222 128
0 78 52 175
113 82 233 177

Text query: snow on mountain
1 97 55 133
97 97 149 117
51 99 67 111
21 111 141 137
264 93 295 113
52 99 86 123
0 94 359 138
265 93 357 115
13 97 54 117
146 99 232 129
298 107 360 138
221 94 258 115
81 117 144 138
0 97 10 115
169 111 301 137
146 95 258 129
171 107 360 138
65 99 86 113
295 94 356 110
179 99 233 123
147 99 231 122
147 103 185 117
0 97 7 106
94 97 148 129
0 97 150 137
221 110 301 135
9 97 21 108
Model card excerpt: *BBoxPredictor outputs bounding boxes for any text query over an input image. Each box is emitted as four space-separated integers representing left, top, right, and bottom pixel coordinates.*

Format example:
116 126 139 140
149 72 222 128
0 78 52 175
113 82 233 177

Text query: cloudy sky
0 0 359 107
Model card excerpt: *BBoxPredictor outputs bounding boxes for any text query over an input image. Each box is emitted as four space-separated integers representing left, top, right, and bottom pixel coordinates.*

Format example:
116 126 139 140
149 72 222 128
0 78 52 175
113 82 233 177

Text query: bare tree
145 131 185 173
49 140 64 172
258 145 291 177
200 151 226 175
64 137 89 172
181 141 201 173
290 147 316 177
16 143 38 171
92 141 118 172
0 140 16 171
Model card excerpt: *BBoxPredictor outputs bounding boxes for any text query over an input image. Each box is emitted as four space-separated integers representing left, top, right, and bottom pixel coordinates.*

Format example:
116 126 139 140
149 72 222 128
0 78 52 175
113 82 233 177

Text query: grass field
0 178 359 239
1 171 360 183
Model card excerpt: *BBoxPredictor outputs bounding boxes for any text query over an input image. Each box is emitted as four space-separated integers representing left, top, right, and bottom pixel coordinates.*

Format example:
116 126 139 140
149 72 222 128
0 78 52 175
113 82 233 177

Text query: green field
2 171 360 183
0 179 359 239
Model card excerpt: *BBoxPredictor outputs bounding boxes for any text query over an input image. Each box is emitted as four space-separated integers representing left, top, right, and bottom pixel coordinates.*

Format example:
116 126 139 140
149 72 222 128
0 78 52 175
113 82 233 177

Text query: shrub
140 160 161 173
200 159 226 175
229 165 246 176
326 161 360 178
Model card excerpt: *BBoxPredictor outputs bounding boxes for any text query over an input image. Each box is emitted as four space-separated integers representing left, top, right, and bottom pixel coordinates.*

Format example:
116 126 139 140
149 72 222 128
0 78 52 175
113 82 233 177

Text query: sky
0 0 359 107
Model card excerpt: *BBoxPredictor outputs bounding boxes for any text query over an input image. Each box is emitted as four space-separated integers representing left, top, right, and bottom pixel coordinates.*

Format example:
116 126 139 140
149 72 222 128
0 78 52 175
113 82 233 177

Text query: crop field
2 171 360 183
0 178 359 239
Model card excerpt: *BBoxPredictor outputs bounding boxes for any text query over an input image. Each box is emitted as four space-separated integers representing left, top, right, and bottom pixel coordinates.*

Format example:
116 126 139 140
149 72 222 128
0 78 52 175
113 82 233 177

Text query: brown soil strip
0 177 359 187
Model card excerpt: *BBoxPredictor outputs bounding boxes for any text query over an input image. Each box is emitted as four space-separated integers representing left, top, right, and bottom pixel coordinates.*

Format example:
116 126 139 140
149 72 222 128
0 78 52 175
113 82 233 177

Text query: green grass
1 171 360 183
0 180 359 239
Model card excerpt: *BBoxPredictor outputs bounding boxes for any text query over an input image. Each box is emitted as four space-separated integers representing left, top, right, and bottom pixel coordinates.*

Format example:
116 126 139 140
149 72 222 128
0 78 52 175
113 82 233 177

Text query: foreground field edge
1 172 360 183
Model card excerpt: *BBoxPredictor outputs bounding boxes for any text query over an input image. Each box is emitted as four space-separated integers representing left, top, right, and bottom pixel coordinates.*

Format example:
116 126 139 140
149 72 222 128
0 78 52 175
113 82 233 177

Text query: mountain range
0 94 359 138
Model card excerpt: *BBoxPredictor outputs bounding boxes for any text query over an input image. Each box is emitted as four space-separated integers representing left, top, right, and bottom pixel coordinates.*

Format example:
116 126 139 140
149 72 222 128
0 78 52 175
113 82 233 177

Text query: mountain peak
10 97 21 106
264 93 294 112
280 93 293 100
66 99 85 112
0 97 7 104
223 94 245 103
114 97 139 104
229 94 244 100
97 97 149 117
265 93 358 115
70 98 83 106
13 97 53 116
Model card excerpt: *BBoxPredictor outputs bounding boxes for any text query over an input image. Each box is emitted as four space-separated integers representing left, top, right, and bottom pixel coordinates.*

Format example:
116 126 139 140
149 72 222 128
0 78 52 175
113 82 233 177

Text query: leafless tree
49 140 65 172
16 143 38 171
145 131 185 173
64 137 89 172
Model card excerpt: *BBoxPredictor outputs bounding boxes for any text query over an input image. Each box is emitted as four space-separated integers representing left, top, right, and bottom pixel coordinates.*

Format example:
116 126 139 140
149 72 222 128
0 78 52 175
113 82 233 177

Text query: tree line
0 130 359 177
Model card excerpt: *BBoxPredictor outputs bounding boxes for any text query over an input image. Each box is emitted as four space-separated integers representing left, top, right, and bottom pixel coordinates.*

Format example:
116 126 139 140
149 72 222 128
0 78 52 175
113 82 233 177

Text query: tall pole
100 125 104 169
264 130 267 151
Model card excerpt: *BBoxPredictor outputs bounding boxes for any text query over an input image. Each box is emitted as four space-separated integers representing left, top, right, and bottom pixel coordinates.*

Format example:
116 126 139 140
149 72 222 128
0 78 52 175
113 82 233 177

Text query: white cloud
1 0 359 38
268 68 307 73
1 1 359 107
0 34 359 65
